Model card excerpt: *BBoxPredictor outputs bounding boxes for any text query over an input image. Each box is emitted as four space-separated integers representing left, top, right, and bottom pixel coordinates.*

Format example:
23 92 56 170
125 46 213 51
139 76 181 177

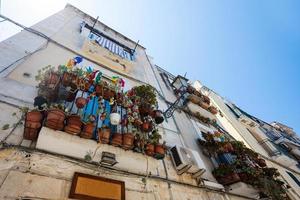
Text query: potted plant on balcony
151 129 166 159
111 125 123 147
187 94 201 105
64 114 82 135
23 107 44 140
151 110 164 124
141 117 153 132
98 125 111 144
208 106 218 115
80 115 96 139
122 124 135 150
131 85 157 117
45 104 66 131
75 97 88 109
212 164 241 185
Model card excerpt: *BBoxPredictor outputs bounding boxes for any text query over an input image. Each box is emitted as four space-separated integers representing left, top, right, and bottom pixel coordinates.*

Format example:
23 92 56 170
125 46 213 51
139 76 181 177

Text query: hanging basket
110 113 121 125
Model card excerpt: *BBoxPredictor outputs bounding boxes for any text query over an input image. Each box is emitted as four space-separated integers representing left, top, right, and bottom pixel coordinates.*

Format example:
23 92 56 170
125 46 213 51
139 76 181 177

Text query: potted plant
23 108 43 140
151 129 166 159
122 124 135 150
212 164 240 185
151 110 164 124
98 125 111 144
256 158 267 168
208 106 218 115
111 125 123 147
64 114 82 135
75 97 87 109
45 104 66 131
131 85 157 116
80 115 96 139
187 94 201 105
141 117 153 132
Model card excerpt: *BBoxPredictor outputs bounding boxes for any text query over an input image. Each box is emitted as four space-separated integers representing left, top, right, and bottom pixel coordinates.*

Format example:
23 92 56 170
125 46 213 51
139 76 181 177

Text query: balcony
23 57 167 161
198 131 287 199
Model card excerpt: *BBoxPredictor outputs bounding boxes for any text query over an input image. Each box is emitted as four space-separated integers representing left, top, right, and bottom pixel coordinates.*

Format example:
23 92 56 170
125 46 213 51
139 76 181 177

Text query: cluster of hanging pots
25 58 166 159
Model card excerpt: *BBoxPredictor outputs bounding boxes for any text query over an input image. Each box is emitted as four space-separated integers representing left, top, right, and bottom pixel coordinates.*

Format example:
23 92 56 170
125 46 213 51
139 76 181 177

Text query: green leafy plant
132 85 157 106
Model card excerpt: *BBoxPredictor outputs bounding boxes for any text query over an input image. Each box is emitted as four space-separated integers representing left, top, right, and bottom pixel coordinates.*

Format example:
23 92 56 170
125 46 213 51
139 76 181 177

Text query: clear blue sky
1 0 300 133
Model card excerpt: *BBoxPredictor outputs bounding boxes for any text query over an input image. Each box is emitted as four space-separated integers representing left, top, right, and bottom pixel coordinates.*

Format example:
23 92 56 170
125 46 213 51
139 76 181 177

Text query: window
286 171 300 187
81 22 135 61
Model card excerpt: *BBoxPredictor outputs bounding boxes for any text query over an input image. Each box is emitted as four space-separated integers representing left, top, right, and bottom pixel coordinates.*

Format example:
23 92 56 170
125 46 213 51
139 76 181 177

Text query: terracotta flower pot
80 123 95 139
151 110 164 124
122 133 134 150
154 144 166 159
188 94 201 104
23 125 41 140
26 111 43 122
202 95 210 105
145 143 155 156
141 122 152 132
216 173 240 185
64 115 82 135
98 127 111 144
187 85 195 94
199 101 210 110
75 97 87 109
208 106 218 115
46 72 60 89
62 72 71 86
111 133 123 147
45 109 65 130
256 158 267 167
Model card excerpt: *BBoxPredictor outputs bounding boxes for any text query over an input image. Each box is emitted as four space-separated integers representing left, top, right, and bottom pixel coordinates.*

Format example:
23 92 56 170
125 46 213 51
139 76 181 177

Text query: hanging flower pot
62 72 71 86
80 122 95 139
98 127 111 144
110 113 121 125
45 109 66 130
145 143 155 156
75 97 87 109
66 88 78 102
122 133 134 150
111 133 123 147
151 110 164 124
46 71 60 89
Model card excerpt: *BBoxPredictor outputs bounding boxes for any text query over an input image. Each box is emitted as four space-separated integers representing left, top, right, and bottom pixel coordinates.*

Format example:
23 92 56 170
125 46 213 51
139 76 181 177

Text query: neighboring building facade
0 4 299 200
193 81 300 199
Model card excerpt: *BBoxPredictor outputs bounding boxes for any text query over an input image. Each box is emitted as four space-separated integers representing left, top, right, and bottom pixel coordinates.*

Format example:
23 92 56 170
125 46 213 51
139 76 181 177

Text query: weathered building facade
0 4 299 200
